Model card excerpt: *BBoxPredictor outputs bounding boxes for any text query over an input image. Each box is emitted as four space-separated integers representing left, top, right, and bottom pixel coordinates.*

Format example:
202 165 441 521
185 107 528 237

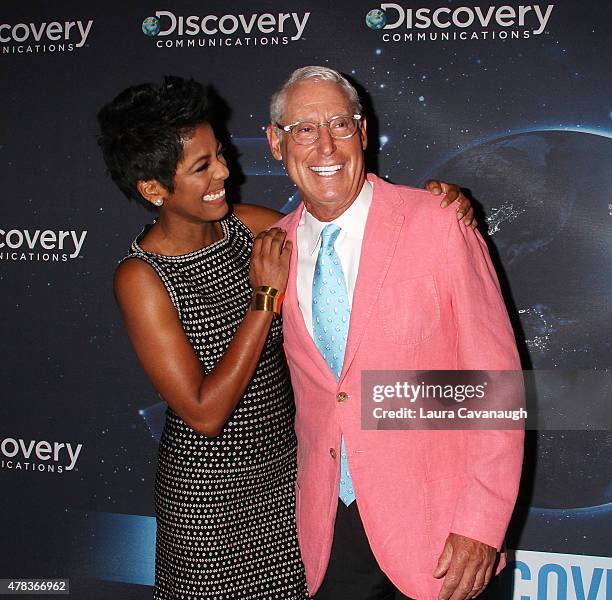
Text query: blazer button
336 391 349 403
329 448 337 459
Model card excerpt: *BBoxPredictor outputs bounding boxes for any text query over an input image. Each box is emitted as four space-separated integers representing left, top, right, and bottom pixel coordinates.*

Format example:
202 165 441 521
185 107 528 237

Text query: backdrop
1 1 611 599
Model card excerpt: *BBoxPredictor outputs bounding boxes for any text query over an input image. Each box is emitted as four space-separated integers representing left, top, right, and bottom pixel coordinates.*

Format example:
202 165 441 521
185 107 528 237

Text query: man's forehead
284 81 352 118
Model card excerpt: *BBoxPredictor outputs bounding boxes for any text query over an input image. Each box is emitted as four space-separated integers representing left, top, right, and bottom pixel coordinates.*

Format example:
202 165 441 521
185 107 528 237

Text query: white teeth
202 189 225 202
309 165 343 177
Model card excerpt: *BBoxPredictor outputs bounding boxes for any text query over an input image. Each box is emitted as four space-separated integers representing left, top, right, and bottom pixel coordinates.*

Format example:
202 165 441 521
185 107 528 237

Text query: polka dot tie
312 223 356 506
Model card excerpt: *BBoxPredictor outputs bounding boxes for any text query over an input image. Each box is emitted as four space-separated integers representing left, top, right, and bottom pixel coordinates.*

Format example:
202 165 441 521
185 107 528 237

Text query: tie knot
320 223 341 249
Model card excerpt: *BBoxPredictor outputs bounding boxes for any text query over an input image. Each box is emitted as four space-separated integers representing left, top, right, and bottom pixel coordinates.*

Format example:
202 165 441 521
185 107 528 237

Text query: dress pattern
124 213 307 600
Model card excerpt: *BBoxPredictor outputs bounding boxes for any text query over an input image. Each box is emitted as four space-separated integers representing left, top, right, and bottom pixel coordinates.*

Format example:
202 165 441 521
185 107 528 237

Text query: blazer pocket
381 274 440 345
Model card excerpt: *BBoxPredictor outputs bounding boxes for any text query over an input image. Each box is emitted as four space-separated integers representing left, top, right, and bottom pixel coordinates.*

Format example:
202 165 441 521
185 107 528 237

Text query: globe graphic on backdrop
365 9 387 30
431 130 612 516
142 16 160 37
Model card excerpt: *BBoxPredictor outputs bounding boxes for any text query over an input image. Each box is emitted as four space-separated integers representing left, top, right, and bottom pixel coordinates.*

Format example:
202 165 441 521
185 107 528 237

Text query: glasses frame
276 114 363 145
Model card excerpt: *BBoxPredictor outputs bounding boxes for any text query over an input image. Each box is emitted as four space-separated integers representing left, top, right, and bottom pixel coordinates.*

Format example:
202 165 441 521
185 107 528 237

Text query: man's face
267 80 367 221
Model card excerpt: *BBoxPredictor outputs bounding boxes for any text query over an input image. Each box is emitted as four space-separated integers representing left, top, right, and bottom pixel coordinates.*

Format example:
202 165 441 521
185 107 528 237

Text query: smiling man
266 66 523 600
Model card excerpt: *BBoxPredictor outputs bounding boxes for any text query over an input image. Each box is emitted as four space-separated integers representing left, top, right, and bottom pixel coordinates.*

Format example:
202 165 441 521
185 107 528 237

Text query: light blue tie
312 223 356 506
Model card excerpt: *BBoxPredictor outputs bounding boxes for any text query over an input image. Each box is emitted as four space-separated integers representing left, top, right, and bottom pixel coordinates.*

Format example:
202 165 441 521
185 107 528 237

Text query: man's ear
137 179 167 207
360 116 368 151
266 124 284 161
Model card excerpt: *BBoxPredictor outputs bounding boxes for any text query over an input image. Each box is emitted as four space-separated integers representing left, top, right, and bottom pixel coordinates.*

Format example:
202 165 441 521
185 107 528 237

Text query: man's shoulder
387 181 437 204
372 175 456 223
273 208 301 229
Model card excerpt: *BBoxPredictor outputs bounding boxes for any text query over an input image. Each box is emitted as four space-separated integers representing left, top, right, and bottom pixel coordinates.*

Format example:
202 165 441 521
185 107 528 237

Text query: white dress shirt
296 180 373 337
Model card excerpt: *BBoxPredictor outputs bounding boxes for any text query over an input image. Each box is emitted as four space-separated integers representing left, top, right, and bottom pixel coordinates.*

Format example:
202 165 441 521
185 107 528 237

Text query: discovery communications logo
0 18 93 55
365 3 554 43
509 550 612 599
0 227 88 262
1 435 83 474
142 10 310 49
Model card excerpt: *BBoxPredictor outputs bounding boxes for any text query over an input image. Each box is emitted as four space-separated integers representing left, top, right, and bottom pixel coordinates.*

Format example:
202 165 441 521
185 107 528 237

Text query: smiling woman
96 76 307 600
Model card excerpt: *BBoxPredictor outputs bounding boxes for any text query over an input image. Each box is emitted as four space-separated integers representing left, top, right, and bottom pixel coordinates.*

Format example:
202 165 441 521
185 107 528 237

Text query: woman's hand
249 227 293 292
425 179 477 228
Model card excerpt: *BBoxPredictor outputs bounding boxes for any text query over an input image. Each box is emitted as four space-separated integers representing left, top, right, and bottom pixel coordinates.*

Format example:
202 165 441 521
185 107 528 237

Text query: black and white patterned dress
124 213 307 600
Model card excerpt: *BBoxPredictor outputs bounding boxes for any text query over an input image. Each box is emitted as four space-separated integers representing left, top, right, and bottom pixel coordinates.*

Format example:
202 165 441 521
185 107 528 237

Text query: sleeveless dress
124 213 308 600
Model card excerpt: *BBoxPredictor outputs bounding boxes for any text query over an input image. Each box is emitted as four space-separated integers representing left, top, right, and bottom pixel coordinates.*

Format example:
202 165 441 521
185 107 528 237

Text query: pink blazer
276 174 524 599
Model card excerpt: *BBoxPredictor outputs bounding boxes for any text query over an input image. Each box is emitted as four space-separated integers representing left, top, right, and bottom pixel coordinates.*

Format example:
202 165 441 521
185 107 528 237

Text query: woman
98 76 306 599
97 75 472 600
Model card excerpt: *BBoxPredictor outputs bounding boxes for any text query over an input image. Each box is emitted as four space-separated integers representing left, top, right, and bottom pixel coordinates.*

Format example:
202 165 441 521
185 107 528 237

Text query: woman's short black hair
97 75 210 203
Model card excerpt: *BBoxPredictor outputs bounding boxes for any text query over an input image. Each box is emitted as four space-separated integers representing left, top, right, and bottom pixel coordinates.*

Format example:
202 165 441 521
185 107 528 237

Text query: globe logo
365 8 387 30
142 16 160 37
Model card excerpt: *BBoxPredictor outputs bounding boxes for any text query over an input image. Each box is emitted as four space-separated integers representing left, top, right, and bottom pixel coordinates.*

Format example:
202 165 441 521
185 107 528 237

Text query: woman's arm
114 227 291 437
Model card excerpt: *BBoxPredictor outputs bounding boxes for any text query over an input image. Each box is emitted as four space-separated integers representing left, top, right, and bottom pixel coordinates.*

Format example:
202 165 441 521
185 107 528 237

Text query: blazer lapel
340 175 405 381
282 204 338 383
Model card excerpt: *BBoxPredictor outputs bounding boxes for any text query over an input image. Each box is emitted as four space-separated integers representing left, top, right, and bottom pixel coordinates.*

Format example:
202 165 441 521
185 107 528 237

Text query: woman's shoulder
115 254 163 294
232 203 283 236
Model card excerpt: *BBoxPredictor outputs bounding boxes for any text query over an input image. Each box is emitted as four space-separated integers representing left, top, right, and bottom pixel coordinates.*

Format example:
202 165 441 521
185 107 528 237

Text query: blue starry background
1 0 610 597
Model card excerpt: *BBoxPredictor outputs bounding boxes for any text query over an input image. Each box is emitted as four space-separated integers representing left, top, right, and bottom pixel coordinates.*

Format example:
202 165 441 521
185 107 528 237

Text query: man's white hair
269 66 363 127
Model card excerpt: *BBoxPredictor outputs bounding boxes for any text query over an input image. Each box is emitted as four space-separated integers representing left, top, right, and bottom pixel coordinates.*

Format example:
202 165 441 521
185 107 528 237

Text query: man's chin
302 193 352 218
308 178 348 198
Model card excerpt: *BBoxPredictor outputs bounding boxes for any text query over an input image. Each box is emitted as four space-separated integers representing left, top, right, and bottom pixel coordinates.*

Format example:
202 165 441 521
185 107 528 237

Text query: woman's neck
139 215 224 256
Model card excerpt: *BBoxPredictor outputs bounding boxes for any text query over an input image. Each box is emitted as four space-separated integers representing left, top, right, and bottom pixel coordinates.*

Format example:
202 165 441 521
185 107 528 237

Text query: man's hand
425 180 477 228
433 533 497 600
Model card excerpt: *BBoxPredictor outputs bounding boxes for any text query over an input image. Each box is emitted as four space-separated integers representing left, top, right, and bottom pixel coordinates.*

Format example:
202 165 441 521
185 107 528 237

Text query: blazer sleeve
446 217 524 550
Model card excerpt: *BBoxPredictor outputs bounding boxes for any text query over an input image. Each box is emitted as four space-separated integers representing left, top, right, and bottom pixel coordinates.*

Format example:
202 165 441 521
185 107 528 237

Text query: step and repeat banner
1 1 610 598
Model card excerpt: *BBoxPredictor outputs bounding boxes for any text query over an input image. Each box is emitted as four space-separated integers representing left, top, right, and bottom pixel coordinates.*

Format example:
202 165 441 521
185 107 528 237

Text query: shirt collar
300 180 373 255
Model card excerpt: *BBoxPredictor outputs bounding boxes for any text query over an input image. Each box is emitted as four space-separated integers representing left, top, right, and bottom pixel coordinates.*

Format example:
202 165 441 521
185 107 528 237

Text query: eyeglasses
276 114 362 145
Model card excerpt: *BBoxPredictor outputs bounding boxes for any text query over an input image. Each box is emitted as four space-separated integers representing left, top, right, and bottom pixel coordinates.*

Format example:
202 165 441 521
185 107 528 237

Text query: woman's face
165 122 230 222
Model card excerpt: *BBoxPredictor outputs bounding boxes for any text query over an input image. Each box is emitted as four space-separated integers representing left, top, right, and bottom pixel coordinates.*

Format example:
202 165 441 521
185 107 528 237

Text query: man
266 66 523 600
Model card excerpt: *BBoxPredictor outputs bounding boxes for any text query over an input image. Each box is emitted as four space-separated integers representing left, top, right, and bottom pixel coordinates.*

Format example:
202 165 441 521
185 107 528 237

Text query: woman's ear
137 180 167 207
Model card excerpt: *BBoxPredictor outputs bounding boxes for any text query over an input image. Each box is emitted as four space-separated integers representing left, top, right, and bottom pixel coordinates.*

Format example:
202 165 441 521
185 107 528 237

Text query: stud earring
154 198 164 207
